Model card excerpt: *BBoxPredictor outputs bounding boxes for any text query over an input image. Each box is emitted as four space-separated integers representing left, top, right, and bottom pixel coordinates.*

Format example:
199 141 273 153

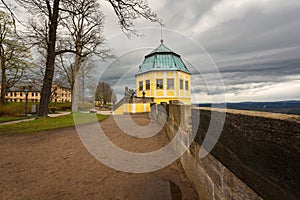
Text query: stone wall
150 104 299 200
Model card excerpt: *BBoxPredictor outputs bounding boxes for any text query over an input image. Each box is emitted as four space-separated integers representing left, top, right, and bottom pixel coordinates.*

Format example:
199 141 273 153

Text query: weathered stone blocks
152 104 298 199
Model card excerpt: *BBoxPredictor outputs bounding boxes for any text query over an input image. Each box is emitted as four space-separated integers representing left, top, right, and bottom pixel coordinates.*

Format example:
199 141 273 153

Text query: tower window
167 79 174 89
139 81 143 91
145 80 150 90
180 79 183 90
185 80 189 90
156 79 163 89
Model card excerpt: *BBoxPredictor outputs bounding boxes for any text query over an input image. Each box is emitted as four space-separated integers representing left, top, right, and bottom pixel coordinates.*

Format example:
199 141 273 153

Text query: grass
0 102 72 116
0 116 34 123
0 113 109 135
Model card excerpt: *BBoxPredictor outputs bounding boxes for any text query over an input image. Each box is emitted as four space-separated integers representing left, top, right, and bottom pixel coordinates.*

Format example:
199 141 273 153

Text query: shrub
78 102 94 110
0 102 71 116
0 103 27 116
48 102 72 113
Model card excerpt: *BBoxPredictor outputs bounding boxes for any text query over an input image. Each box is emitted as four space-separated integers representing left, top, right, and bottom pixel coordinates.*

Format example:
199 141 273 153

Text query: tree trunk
72 77 79 112
81 65 84 102
71 52 81 112
0 45 6 104
38 0 60 117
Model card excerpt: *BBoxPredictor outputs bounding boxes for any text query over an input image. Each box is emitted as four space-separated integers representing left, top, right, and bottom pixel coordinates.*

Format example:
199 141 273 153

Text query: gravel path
0 114 197 199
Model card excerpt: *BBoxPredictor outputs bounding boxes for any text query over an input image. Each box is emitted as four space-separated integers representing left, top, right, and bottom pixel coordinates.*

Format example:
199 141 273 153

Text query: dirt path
0 114 197 200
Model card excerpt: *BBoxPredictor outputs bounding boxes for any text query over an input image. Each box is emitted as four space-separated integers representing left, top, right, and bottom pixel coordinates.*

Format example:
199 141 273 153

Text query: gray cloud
98 0 300 102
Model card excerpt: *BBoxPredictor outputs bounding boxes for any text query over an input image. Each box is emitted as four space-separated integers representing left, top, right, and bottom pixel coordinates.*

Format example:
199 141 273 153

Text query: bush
48 102 72 113
0 102 37 117
0 102 72 116
78 102 94 110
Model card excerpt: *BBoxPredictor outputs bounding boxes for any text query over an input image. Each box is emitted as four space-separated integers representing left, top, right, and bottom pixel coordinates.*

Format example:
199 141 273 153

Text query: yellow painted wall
2 84 71 103
136 70 191 105
113 103 151 115
113 104 125 115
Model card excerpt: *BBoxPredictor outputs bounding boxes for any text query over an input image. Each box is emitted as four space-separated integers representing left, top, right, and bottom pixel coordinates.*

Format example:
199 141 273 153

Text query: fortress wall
150 104 299 200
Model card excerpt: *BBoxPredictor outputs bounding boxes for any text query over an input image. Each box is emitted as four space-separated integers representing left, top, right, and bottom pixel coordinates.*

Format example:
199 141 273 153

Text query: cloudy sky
6 0 299 103
95 0 300 103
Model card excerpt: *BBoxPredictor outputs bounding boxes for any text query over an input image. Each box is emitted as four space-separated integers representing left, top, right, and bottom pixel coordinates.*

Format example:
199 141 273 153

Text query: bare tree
55 54 96 103
95 81 113 105
106 0 161 35
58 0 113 112
0 10 32 104
78 59 97 102
9 0 62 117
1 0 160 116
55 53 73 89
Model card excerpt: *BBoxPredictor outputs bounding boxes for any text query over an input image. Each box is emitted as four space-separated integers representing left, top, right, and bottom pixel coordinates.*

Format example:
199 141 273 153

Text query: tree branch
55 49 77 55
45 0 52 20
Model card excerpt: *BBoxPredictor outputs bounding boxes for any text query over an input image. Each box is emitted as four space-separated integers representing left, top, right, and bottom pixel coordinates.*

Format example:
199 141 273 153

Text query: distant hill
197 100 300 115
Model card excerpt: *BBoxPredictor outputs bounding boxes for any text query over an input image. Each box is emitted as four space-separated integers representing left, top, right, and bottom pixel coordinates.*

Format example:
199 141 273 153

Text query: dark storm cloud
165 0 300 101
99 0 300 101
197 6 300 54
220 58 300 75
153 0 219 30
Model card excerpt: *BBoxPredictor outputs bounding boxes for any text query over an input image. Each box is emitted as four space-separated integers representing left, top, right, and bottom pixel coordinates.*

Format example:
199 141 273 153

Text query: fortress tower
135 41 191 105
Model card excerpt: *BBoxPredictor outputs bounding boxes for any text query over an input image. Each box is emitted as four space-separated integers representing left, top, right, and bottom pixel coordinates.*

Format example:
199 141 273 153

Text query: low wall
151 104 299 200
113 103 151 115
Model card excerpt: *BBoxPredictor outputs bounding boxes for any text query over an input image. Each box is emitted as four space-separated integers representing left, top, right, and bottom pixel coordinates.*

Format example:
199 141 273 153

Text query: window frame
180 79 183 90
156 79 163 89
139 81 143 91
145 80 150 90
185 80 189 90
167 79 174 90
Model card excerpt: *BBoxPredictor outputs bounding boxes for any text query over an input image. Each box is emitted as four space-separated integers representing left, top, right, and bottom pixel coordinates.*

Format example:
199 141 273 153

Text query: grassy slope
0 116 34 123
0 113 109 135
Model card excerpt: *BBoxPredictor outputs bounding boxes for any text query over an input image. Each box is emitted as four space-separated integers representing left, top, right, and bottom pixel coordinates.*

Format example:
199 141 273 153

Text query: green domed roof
147 41 173 55
136 41 190 75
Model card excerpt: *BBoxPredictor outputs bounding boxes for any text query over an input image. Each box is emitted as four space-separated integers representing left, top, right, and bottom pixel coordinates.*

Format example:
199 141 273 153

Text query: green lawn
0 113 108 135
0 116 34 123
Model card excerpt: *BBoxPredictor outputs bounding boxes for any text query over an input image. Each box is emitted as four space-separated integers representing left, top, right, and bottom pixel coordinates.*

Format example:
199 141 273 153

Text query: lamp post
25 89 29 117
142 91 145 103
100 94 103 107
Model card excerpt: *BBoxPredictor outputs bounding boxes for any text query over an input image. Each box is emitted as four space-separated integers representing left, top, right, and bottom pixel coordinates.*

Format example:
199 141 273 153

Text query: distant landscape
197 100 300 115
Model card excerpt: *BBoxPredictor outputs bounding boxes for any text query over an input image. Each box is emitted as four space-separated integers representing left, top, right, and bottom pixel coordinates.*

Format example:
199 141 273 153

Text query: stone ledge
193 109 299 200
198 107 300 123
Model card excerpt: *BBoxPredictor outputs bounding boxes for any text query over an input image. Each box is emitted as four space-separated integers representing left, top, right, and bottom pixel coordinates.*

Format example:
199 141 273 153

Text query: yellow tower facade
135 41 191 105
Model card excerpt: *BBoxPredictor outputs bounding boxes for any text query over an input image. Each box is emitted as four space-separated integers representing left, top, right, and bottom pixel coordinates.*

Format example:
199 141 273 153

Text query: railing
113 97 126 111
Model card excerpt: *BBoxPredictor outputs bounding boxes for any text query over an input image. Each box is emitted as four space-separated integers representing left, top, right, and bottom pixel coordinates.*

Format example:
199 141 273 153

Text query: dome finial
160 24 164 44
